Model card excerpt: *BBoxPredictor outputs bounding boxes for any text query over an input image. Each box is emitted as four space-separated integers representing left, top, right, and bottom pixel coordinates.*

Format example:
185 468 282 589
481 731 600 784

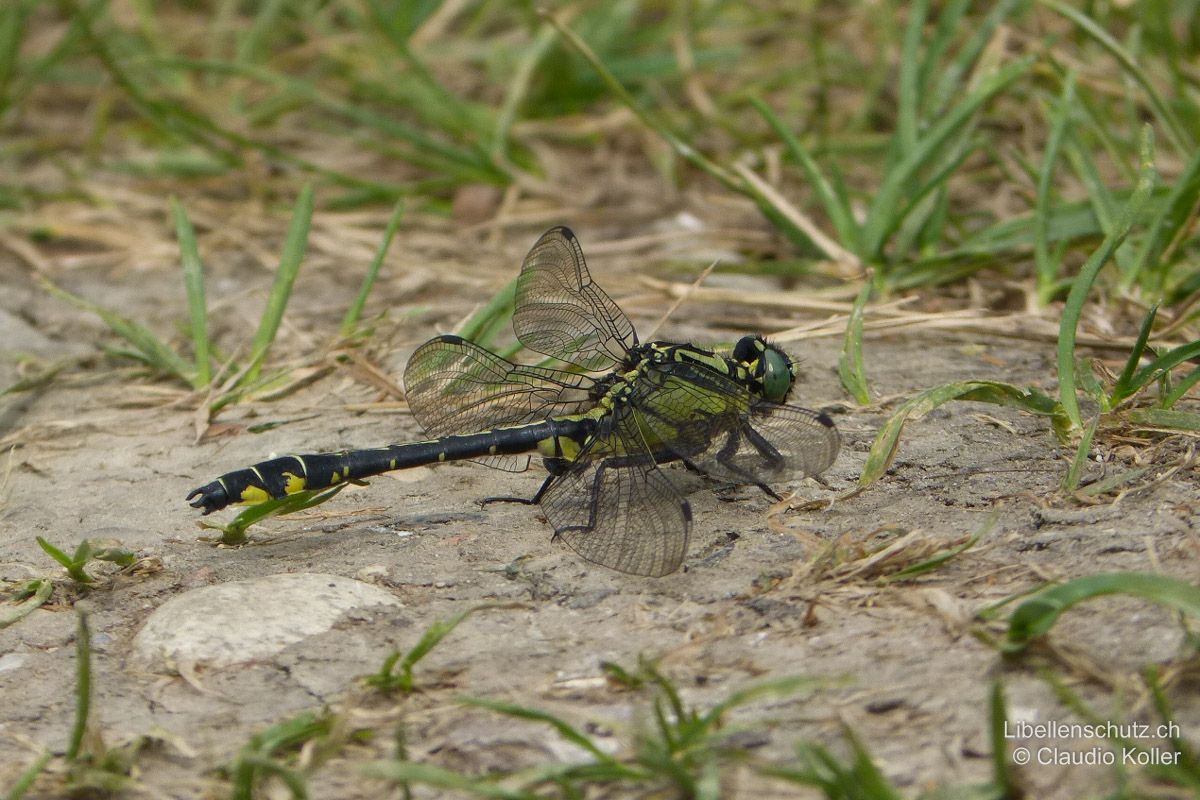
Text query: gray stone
131 573 401 670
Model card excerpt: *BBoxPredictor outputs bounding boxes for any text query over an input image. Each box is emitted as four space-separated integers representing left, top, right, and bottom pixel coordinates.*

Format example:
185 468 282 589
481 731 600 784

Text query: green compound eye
759 345 793 403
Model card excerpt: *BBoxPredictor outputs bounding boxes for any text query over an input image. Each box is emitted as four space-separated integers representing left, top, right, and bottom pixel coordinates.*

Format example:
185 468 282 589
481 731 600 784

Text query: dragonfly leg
705 426 786 501
755 482 784 501
480 472 556 507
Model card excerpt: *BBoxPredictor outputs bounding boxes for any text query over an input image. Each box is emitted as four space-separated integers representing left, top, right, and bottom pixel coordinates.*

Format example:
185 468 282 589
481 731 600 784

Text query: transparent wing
513 226 638 372
403 335 596 472
540 407 690 577
630 360 840 485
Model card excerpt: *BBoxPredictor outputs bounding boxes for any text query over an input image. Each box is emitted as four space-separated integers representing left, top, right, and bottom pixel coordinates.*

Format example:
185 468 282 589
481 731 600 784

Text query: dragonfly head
733 335 794 403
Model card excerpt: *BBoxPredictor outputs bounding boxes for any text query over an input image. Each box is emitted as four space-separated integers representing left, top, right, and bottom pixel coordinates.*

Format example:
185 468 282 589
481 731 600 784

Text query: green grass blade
66 611 93 761
696 760 720 800
8 0 101 120
1109 304 1158 407
244 184 314 383
0 0 28 117
461 697 623 768
541 11 738 190
3 752 52 800
172 196 211 387
0 358 69 398
1035 73 1076 304
229 712 328 800
1061 414 1098 492
366 607 525 693
701 675 826 728
34 536 74 572
882 513 994 583
1057 126 1158 429
989 680 1016 797
927 0 1023 116
492 21 558 161
1077 465 1152 498
837 278 871 404
0 579 53 629
1074 360 1105 406
860 56 1034 259
1161 366 1200 409
247 711 329 754
1125 407 1200 432
887 138 977 259
36 276 193 382
363 0 490 145
1111 330 1200 404
766 728 905 798
959 197 1104 254
915 0 970 115
234 0 287 67
1144 665 1199 771
199 484 348 545
751 97 859 252
839 727 906 799
1039 0 1193 155
455 277 517 348
394 613 467 676
1004 572 1200 653
231 754 309 799
917 184 952 257
1135 145 1200 296
896 0 929 155
860 380 1063 489
340 199 405 337
1063 126 1119 252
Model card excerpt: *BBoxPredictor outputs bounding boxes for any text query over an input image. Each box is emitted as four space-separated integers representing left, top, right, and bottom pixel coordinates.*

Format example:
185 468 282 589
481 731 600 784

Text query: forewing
540 409 690 577
404 335 594 471
513 227 638 371
631 360 840 484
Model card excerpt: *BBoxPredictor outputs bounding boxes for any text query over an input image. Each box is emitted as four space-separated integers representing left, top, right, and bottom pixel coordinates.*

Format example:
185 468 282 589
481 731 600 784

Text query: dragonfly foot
756 483 784 502
480 495 538 507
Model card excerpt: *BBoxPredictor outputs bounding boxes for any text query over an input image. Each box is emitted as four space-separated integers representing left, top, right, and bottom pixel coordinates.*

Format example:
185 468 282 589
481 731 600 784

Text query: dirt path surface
1 215 1197 798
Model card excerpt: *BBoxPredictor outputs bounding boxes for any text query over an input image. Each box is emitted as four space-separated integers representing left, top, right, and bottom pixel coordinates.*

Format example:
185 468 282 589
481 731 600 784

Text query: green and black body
185 415 596 512
188 227 840 577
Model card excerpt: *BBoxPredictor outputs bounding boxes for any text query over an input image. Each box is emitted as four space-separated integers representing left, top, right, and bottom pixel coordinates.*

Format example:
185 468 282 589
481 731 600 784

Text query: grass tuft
36 537 136 585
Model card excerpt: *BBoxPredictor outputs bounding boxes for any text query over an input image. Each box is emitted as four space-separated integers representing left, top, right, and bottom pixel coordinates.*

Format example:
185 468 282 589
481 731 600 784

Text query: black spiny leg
739 425 787 501
680 452 783 498
708 425 786 501
753 482 784 502
480 469 558 507
550 454 615 544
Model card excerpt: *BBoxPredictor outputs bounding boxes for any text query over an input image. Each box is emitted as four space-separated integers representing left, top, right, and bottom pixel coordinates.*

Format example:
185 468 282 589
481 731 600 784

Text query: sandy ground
1 215 1197 798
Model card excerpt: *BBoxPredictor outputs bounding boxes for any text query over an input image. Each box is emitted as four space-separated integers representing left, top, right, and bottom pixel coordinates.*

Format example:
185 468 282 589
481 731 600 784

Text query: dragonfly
187 226 839 577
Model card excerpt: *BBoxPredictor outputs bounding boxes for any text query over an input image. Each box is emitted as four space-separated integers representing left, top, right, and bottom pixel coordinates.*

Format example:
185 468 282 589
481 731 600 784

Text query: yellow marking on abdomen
283 472 307 495
240 485 270 504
